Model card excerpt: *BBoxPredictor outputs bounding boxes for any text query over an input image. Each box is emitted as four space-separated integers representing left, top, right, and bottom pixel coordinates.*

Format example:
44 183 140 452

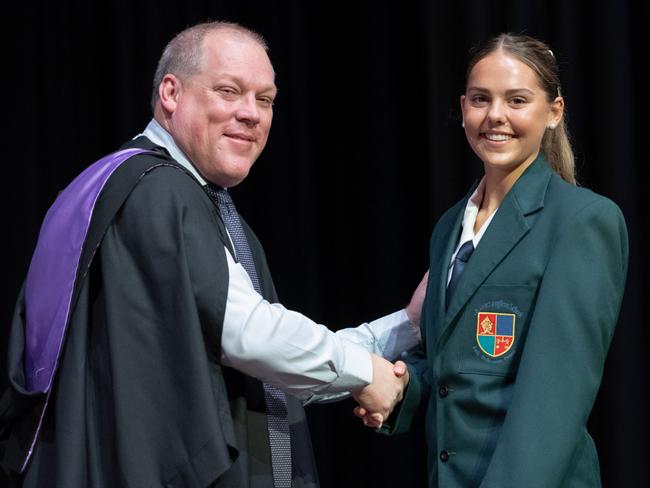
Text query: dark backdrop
3 1 647 486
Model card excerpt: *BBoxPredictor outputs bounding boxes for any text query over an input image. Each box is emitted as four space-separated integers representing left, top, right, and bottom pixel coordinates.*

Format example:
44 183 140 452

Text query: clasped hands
351 354 409 429
351 271 426 429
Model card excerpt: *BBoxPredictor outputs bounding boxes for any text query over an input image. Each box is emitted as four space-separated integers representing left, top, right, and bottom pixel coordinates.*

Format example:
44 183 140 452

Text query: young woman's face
461 51 563 176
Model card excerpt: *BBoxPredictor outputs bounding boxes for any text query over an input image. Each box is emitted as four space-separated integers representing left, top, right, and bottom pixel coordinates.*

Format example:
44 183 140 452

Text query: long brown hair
466 33 576 185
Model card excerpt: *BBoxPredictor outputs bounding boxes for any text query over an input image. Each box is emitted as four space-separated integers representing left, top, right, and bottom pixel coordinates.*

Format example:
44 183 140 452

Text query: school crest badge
476 312 516 358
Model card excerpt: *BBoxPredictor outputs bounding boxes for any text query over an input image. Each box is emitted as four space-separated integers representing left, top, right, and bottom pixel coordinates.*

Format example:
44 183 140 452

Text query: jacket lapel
442 156 554 329
424 188 474 348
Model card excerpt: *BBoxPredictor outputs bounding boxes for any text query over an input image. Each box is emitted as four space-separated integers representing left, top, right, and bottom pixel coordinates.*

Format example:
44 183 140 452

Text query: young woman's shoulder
547 174 625 226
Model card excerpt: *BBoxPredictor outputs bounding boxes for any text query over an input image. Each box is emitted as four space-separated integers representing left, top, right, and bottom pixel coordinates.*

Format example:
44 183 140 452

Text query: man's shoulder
118 135 168 153
87 139 213 241
104 136 206 203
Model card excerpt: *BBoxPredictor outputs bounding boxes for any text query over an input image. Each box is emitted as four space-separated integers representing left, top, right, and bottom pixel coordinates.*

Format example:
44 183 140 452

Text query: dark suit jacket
392 155 628 487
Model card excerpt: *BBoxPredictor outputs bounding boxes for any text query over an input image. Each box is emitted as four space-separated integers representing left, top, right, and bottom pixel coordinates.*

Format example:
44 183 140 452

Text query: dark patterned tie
205 184 292 487
446 240 474 309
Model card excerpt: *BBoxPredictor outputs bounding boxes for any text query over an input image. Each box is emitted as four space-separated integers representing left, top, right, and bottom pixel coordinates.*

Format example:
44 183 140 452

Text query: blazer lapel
432 208 464 299
425 188 474 347
442 156 554 327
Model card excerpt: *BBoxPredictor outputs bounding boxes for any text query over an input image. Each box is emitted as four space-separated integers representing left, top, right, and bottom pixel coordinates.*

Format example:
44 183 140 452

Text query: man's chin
207 170 250 189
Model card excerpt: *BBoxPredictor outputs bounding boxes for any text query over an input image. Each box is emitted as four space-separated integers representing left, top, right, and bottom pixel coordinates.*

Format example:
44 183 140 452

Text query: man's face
161 30 276 187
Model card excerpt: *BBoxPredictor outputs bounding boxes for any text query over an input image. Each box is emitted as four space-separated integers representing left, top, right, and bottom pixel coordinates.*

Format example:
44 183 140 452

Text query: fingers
394 360 410 393
353 406 383 428
366 413 383 428
351 354 407 429
393 360 407 377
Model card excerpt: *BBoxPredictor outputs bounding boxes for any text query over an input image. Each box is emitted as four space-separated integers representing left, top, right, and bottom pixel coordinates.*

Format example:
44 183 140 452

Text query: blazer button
438 385 449 398
440 450 449 462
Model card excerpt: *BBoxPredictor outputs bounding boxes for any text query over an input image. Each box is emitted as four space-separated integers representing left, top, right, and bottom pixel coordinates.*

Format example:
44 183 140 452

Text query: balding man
1 21 422 487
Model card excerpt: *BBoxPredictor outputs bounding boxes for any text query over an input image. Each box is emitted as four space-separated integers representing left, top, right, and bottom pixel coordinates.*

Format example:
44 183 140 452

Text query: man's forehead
199 31 276 88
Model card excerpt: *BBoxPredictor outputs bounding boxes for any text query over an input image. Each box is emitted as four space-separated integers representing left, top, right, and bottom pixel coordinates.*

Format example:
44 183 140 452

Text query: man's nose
235 94 260 126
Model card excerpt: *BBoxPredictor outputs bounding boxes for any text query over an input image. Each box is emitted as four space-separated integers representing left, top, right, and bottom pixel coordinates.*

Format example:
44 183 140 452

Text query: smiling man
153 26 276 188
1 21 422 488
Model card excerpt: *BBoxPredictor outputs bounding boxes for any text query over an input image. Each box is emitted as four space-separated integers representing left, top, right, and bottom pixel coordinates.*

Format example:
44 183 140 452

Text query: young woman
381 34 628 487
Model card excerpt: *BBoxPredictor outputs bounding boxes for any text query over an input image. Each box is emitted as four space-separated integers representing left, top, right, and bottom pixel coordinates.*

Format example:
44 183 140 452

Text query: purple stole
20 147 151 470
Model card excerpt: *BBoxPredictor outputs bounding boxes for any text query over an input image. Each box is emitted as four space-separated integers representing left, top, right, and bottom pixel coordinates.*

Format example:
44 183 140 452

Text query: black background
3 1 648 486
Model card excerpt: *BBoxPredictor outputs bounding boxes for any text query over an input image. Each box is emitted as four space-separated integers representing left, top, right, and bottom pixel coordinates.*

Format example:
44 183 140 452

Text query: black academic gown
1 138 318 487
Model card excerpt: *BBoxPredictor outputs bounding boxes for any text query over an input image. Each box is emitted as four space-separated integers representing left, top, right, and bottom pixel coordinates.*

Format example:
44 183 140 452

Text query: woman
376 34 628 487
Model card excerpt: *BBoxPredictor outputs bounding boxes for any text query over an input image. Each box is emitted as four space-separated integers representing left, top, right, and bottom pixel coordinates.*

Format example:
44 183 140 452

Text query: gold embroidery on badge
480 316 494 334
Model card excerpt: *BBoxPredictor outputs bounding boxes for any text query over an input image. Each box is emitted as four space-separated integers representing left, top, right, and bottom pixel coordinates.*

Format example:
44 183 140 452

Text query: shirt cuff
325 339 373 392
371 309 421 361
368 309 410 336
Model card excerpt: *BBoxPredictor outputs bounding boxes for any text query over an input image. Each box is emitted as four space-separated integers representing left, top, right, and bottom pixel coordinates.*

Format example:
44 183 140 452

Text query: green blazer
391 155 628 487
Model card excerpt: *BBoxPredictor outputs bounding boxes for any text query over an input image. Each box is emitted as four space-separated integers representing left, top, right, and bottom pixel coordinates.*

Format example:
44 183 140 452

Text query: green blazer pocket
454 284 538 377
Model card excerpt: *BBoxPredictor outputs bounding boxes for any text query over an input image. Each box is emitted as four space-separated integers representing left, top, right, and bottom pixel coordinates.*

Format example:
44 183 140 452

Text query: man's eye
218 87 237 96
257 97 274 107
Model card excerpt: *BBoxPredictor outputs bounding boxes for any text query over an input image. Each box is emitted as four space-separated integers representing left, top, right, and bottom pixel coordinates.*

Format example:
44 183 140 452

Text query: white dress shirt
136 120 420 401
447 178 497 284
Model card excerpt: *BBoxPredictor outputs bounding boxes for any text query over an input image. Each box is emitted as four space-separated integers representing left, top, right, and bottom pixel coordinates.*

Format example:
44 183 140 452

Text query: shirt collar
458 177 484 244
136 119 208 186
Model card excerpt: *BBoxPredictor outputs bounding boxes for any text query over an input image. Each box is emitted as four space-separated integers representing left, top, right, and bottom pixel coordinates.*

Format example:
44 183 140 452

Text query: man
0 21 421 487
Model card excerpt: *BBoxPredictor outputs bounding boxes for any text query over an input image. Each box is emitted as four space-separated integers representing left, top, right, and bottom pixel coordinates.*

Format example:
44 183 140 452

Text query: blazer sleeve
377 347 431 434
480 197 629 487
379 275 436 435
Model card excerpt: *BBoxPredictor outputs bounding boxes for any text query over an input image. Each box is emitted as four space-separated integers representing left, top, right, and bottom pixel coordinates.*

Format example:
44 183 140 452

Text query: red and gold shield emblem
476 312 516 358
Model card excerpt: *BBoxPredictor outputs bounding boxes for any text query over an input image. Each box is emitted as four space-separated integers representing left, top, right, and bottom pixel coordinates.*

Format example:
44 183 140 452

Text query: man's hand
351 355 409 428
405 270 429 335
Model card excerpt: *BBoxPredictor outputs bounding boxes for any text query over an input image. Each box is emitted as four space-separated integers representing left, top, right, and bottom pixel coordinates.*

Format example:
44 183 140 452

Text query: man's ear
159 74 182 113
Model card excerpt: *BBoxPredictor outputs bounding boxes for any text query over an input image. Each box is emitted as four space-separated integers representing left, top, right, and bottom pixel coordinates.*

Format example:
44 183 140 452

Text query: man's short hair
151 21 269 112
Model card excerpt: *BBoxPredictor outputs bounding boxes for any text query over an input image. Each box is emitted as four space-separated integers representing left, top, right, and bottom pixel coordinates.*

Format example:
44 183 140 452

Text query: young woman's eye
510 97 527 105
470 95 488 106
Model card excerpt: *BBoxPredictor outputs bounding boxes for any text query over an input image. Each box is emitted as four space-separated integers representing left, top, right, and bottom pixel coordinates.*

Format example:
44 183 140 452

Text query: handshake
349 270 427 429
351 354 409 429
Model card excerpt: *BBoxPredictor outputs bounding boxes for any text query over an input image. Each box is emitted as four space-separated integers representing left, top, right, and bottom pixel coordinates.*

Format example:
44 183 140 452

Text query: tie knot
456 240 474 263
205 184 234 207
